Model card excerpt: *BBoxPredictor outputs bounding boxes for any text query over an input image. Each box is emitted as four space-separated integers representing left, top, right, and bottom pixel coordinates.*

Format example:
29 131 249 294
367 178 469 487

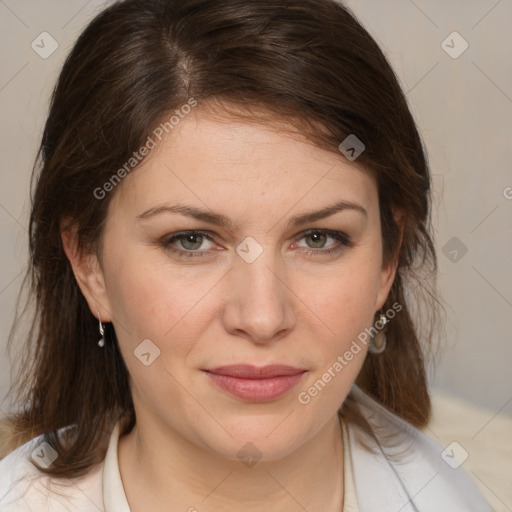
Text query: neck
118 413 344 512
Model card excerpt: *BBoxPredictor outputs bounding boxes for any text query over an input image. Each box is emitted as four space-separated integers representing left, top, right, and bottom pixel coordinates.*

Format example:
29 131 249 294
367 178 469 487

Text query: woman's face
71 106 399 461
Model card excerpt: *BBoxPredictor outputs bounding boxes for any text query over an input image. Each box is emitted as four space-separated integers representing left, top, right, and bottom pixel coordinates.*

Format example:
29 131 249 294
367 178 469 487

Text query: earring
97 312 105 347
368 313 388 354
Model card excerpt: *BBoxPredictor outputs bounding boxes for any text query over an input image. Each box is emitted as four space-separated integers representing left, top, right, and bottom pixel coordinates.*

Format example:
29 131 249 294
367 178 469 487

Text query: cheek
105 250 221 348
295 266 376 412
105 256 211 407
304 252 381 334
296 249 382 403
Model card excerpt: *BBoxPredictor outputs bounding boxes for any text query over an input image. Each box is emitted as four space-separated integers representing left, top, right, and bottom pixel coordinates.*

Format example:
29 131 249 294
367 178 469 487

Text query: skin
62 104 403 512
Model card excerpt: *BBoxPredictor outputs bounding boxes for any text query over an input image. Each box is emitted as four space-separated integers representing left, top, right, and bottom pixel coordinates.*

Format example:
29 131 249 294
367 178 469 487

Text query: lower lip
204 371 306 402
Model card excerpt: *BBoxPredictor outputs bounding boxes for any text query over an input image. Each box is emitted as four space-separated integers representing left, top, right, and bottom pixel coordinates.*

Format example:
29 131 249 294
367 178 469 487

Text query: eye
159 229 353 260
293 229 353 256
160 230 216 258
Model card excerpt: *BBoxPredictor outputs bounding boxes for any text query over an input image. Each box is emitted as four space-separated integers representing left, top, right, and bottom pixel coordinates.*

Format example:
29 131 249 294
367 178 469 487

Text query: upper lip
204 364 306 379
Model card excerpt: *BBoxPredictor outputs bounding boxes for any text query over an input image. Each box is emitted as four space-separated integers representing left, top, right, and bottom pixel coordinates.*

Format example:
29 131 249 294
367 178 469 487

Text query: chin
196 419 307 464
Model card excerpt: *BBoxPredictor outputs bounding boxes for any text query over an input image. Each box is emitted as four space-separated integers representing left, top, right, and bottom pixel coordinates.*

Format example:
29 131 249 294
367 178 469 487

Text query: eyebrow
136 199 367 230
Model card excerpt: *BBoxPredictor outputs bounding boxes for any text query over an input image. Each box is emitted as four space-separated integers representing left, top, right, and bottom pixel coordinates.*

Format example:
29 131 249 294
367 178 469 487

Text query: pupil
184 234 202 249
309 232 325 248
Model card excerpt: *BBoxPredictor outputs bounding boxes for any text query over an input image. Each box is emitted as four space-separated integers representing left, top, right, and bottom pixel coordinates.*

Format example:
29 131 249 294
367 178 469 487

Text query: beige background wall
1 0 511 418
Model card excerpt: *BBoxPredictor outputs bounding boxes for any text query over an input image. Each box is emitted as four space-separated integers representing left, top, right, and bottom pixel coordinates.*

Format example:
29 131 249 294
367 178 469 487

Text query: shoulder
346 385 494 512
0 433 104 511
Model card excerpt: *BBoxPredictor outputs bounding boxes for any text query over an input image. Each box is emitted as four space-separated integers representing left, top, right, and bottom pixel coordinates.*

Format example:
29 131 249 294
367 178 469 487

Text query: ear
375 208 405 311
60 222 113 323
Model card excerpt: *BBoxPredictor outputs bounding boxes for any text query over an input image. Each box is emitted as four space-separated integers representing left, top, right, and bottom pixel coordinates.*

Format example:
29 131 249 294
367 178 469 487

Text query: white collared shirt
0 416 359 511
0 384 492 511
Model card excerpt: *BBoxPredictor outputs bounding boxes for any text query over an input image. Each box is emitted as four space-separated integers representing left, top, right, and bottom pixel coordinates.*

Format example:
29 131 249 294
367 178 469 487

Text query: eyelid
292 228 352 246
160 228 352 257
161 230 217 248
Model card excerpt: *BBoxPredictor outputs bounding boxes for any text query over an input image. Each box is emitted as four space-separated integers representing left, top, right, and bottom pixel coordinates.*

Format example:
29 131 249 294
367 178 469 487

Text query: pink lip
203 364 307 402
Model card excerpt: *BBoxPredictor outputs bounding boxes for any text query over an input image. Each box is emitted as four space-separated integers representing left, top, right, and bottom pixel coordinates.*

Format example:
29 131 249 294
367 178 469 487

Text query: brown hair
3 0 443 477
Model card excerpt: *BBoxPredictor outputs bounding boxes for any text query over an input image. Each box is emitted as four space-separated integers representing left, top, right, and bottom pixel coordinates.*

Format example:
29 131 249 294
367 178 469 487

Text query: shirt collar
103 421 131 512
340 414 360 512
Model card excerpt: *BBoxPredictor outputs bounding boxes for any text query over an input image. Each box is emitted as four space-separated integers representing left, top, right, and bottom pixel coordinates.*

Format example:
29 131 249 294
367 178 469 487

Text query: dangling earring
368 312 388 354
97 312 105 347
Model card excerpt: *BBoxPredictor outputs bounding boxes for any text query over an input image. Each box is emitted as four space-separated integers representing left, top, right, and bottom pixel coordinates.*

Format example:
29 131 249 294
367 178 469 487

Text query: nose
221 244 296 345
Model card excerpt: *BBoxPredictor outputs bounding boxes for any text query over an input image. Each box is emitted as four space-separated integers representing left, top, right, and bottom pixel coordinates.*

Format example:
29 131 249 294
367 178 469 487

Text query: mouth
202 364 307 402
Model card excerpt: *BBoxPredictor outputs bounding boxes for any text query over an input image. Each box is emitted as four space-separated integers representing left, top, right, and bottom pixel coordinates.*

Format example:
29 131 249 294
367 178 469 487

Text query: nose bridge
224 235 294 341
236 236 287 304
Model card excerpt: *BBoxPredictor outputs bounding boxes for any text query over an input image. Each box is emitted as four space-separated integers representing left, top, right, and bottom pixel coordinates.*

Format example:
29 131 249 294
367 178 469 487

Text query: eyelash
159 229 353 259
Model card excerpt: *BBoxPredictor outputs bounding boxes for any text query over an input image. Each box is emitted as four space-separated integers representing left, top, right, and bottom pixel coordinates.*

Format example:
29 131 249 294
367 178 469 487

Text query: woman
0 0 493 510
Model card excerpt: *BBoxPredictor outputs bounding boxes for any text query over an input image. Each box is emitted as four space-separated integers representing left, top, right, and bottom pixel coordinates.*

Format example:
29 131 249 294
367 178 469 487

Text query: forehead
112 108 377 221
